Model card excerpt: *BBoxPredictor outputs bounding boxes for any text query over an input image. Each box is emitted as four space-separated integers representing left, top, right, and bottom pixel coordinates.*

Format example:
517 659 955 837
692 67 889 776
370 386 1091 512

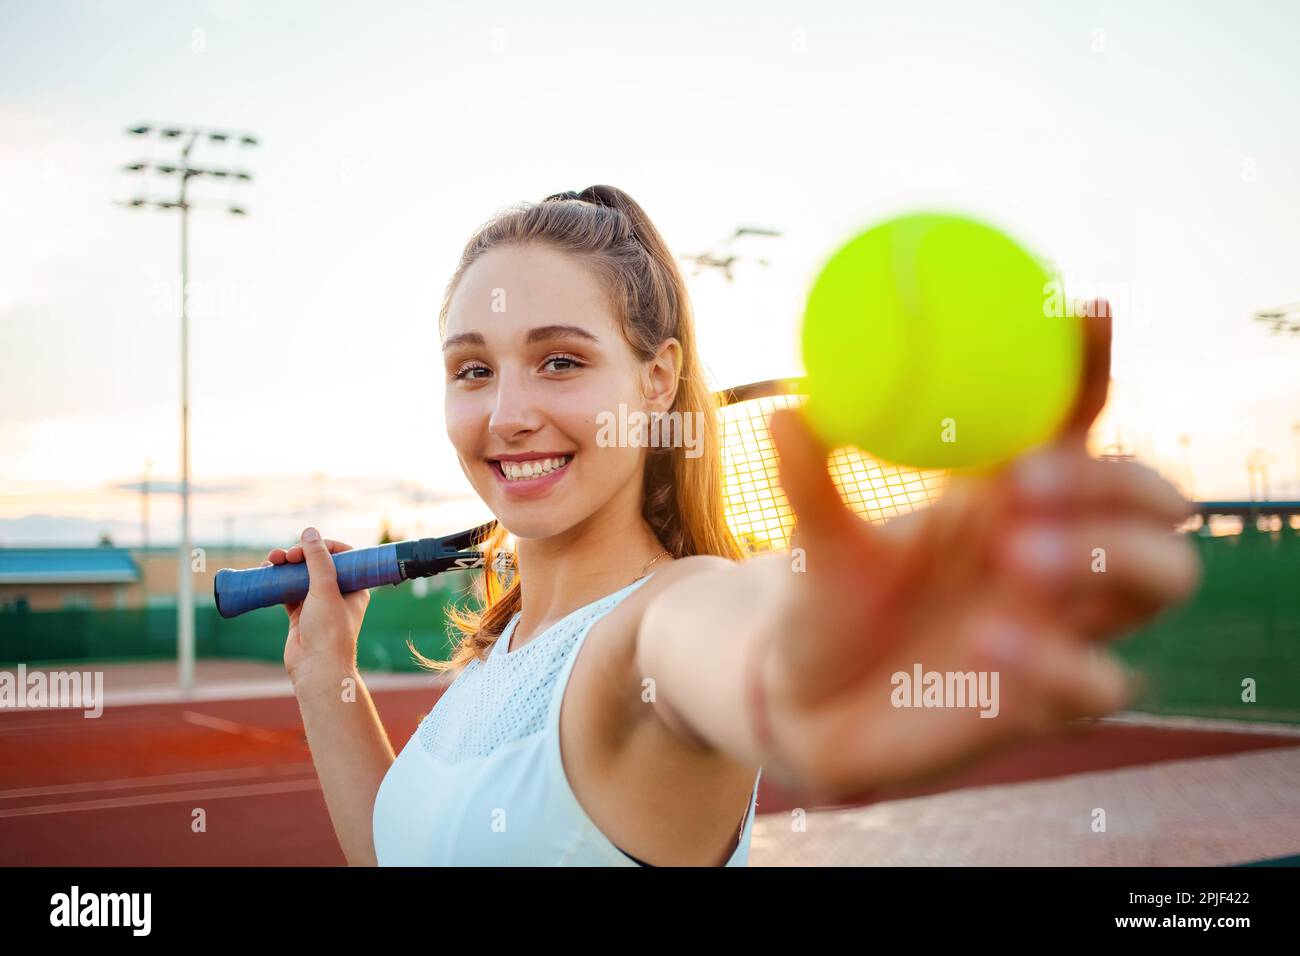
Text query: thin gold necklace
635 549 672 581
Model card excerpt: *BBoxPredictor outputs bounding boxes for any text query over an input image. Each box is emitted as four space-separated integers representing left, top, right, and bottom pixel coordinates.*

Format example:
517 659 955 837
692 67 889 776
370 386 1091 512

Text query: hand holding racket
758 304 1201 797
260 530 373 683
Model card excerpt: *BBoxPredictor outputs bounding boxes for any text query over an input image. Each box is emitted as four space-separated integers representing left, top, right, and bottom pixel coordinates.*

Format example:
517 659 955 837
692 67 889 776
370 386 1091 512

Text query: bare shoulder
562 554 761 864
566 553 741 755
636 553 736 602
591 554 739 649
582 554 735 652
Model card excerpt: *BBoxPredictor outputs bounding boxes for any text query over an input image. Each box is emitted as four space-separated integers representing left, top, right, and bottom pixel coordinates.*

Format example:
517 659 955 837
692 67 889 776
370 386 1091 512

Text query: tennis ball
801 212 1083 472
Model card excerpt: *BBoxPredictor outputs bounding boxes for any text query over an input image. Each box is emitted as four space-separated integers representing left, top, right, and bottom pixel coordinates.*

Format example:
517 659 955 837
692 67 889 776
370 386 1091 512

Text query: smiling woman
277 185 1198 869
367 184 760 866
432 187 743 659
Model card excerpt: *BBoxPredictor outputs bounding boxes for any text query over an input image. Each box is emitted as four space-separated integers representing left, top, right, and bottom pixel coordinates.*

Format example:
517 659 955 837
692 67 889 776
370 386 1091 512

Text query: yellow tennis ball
801 212 1084 472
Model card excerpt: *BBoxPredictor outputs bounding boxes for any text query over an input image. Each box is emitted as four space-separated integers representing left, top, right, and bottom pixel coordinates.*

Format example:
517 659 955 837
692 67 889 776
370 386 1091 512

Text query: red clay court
2 661 1298 866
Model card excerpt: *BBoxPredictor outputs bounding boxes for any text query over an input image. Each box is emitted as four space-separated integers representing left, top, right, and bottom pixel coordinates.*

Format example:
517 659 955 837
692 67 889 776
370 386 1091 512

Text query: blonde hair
413 185 743 672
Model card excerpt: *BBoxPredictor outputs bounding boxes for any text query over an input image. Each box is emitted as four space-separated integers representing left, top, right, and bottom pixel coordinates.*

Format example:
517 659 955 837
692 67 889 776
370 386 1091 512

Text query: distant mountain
0 514 137 546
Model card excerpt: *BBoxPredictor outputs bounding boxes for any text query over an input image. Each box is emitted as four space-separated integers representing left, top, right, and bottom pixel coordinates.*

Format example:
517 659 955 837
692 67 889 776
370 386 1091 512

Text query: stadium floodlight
115 122 258 694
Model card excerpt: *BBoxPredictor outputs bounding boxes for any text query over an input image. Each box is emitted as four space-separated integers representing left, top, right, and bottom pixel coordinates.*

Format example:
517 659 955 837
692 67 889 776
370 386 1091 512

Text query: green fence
0 575 475 672
1112 528 1300 724
3 533 1298 724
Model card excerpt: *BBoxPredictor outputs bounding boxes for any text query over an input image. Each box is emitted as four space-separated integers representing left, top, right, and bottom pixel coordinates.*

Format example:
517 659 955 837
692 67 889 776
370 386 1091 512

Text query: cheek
443 399 485 460
567 369 646 442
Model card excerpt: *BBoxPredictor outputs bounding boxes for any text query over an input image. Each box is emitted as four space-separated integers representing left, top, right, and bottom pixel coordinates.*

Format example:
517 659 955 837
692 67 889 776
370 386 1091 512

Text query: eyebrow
441 324 600 352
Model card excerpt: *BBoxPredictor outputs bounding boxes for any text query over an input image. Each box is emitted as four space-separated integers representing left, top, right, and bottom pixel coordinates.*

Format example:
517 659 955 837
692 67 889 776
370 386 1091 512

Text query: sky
2 0 1299 548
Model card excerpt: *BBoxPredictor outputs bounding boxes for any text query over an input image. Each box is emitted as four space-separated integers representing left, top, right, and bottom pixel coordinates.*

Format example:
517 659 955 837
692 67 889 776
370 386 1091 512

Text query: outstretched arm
636 304 1200 798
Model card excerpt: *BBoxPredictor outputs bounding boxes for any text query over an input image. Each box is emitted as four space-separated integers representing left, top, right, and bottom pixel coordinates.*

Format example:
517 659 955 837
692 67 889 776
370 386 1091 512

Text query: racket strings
718 392 948 554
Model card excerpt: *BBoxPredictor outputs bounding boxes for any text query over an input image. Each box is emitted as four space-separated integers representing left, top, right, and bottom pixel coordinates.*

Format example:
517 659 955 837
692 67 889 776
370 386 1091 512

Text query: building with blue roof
0 547 141 612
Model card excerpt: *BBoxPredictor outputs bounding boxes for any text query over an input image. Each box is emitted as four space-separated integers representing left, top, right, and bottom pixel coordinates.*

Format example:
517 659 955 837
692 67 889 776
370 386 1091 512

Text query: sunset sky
3 0 1298 548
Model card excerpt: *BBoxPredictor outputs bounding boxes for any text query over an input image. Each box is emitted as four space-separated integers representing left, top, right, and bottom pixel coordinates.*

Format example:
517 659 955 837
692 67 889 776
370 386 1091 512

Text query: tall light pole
118 123 258 693
141 458 151 551
1246 450 1273 503
1292 421 1300 498
1177 434 1195 500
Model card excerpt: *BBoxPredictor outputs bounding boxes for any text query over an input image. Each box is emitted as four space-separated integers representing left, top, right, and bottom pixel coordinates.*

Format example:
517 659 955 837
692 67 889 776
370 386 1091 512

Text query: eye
542 353 585 373
453 361 491 381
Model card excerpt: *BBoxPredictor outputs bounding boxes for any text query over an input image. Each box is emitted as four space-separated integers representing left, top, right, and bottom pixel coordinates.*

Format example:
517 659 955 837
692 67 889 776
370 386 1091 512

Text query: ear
643 337 683 412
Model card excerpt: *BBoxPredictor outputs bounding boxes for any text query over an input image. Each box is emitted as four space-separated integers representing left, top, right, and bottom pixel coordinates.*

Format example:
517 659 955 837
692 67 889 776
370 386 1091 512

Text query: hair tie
542 188 637 244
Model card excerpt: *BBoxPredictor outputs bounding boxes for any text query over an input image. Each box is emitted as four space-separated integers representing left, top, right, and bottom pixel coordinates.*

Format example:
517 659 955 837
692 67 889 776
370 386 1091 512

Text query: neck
510 478 668 648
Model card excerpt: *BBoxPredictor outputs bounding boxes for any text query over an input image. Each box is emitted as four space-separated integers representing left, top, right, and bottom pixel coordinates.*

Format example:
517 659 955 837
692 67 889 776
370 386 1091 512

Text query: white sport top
372 573 762 866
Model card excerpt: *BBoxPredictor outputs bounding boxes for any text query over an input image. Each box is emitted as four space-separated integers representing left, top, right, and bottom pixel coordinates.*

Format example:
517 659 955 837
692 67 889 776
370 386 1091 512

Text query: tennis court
4 521 1300 866
2 658 1298 866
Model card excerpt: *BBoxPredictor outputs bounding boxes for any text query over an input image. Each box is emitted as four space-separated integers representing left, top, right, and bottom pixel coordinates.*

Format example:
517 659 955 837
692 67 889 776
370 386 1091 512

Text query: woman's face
442 242 677 541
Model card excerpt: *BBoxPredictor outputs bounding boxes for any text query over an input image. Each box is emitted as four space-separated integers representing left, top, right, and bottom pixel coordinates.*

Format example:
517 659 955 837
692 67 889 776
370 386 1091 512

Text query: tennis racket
212 377 948 618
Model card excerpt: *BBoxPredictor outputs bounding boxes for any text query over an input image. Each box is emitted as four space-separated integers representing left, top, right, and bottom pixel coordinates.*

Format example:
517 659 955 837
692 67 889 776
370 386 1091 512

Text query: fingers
1007 447 1195 525
1058 298 1112 444
814 612 1135 794
770 406 849 550
996 520 1201 637
973 616 1134 732
772 406 894 576
1001 521 1200 601
267 537 354 564
297 527 341 598
1017 635 1134 729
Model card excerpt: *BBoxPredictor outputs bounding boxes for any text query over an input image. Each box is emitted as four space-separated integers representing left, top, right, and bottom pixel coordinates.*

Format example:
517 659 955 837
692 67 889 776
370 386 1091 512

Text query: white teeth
498 455 571 481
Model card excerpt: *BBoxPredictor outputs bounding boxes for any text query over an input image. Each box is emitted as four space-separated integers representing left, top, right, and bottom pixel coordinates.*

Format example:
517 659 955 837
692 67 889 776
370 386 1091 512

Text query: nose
488 370 544 443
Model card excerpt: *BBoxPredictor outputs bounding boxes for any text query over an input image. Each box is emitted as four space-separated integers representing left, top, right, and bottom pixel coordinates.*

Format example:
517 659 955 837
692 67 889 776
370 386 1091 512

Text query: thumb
770 406 853 552
771 406 894 573
298 527 339 599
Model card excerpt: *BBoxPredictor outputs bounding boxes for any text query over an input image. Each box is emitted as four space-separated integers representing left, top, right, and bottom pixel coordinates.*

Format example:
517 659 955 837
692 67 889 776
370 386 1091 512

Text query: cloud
108 480 251 495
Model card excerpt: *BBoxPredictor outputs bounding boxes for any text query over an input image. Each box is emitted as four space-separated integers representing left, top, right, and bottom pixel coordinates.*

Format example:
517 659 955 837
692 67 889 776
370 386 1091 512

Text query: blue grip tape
214 544 401 618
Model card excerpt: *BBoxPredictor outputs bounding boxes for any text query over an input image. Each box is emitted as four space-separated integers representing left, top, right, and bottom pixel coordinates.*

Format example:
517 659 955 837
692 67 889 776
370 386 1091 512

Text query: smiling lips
492 454 572 481
487 453 574 495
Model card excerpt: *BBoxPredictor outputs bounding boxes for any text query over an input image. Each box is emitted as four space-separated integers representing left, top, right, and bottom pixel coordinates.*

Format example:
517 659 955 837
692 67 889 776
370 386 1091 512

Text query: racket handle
214 544 400 619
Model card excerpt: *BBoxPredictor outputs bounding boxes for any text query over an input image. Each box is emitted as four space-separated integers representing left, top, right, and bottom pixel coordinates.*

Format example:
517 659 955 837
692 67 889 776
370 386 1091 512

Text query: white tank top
372 573 763 865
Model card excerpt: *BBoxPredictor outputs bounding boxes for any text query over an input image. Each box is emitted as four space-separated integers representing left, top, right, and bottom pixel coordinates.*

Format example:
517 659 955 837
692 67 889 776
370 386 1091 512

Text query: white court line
0 671 450 713
0 777 323 819
0 762 316 801
181 710 295 745
105 671 448 707
0 712 178 736
1099 711 1300 737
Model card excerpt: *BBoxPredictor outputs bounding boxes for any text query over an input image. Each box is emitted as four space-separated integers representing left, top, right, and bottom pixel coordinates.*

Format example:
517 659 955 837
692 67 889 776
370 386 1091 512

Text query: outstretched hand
761 301 1200 797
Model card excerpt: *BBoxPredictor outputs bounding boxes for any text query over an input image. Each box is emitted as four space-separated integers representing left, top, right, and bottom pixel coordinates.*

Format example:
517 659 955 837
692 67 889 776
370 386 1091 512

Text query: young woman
265 185 1199 866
